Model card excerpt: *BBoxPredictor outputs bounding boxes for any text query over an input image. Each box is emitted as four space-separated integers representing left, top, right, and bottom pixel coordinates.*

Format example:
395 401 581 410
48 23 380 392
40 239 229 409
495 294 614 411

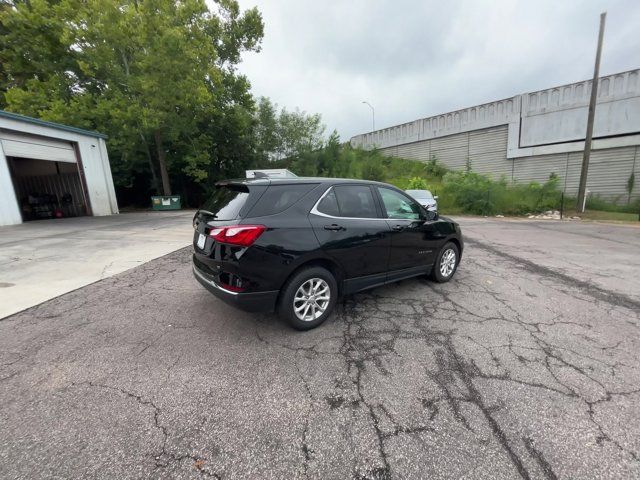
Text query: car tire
278 266 338 330
429 242 459 283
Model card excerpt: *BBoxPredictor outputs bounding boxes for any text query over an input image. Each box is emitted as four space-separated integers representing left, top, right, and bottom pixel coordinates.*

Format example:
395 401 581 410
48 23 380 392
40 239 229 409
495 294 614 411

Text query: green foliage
627 172 636 204
580 194 640 214
0 0 264 202
439 171 563 215
407 177 429 190
361 162 385 181
425 155 448 178
253 97 325 163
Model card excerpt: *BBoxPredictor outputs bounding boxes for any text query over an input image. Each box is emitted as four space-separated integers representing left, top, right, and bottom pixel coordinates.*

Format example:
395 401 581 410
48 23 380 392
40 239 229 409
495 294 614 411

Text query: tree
0 0 264 198
251 97 326 163
254 96 279 162
276 107 324 160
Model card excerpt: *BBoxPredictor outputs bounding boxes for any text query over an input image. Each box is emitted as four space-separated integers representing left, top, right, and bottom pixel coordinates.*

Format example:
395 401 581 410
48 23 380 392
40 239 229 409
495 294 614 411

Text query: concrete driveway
0 211 195 318
0 218 639 479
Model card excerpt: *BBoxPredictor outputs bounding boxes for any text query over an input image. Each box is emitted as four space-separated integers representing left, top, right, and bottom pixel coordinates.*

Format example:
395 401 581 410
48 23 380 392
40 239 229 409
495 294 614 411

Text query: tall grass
271 144 636 216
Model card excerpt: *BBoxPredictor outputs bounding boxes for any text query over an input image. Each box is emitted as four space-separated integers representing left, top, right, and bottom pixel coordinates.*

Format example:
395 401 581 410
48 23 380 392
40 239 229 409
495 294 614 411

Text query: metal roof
0 109 108 139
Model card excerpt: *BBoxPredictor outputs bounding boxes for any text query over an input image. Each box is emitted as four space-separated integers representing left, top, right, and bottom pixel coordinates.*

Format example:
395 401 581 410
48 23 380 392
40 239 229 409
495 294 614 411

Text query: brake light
209 225 266 246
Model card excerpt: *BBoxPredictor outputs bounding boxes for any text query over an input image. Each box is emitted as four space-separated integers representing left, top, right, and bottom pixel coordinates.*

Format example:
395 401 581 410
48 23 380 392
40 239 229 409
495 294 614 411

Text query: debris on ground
527 210 561 220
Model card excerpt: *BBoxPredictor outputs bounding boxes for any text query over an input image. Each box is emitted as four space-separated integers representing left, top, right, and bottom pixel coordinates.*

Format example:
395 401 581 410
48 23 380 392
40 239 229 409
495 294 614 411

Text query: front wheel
278 266 338 330
429 242 459 283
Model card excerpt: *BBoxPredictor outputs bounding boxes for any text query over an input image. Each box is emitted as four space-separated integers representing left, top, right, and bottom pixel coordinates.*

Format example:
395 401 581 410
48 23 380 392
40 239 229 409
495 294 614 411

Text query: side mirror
434 196 439 200
424 210 438 221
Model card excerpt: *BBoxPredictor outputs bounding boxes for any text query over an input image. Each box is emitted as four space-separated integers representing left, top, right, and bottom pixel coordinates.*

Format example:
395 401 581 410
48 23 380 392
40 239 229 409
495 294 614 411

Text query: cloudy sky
236 0 640 141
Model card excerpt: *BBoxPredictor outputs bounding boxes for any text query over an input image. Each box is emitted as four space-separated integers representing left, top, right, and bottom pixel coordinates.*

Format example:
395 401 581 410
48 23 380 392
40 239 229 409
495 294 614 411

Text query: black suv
193 177 463 330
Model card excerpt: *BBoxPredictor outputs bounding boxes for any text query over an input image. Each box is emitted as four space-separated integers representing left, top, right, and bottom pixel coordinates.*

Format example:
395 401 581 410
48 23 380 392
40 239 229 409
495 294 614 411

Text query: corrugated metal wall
381 125 640 202
12 172 87 218
468 127 511 178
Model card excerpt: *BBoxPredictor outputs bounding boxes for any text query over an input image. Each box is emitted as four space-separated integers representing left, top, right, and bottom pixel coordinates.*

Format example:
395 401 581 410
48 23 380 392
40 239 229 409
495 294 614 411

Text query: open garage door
1 131 90 222
0 130 77 163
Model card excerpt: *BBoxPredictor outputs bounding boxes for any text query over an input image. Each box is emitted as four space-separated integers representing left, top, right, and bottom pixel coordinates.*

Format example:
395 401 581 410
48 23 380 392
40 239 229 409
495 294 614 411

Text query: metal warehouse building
0 110 118 226
351 68 640 202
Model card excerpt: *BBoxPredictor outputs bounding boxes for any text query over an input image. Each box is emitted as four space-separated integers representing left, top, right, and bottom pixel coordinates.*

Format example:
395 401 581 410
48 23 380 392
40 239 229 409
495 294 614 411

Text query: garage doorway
1 129 92 222
8 157 89 221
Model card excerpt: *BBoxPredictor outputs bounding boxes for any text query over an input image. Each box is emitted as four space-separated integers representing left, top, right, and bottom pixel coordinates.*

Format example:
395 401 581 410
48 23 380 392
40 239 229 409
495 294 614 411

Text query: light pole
362 101 375 133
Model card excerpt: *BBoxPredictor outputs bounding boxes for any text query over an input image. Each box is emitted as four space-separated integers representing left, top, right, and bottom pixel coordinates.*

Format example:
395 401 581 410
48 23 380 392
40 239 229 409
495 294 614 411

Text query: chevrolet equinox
192 177 463 330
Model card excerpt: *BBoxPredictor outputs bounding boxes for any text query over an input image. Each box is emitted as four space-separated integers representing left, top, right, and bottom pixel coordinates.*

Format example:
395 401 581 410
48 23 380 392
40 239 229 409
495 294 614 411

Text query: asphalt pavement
0 218 638 479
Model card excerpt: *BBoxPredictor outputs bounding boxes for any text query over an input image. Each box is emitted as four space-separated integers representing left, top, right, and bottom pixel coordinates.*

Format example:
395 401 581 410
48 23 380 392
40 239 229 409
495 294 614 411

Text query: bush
439 171 563 215
277 143 637 216
361 161 385 181
407 177 429 190
425 156 448 178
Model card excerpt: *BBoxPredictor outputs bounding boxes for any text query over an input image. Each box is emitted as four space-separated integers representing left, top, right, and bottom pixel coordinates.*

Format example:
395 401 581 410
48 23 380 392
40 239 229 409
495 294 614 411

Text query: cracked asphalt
1 218 639 479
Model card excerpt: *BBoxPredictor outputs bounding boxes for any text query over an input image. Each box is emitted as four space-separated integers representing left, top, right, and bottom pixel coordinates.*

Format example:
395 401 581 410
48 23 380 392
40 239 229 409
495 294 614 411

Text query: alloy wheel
440 249 456 277
293 278 331 322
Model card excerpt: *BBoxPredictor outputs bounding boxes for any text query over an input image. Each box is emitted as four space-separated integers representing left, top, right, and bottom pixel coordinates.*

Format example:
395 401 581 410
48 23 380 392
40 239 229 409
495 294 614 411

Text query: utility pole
362 101 375 133
576 12 606 212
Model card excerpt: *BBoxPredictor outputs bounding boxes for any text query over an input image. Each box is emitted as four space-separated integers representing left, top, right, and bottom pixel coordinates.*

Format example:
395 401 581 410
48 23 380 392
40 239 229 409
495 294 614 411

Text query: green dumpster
151 195 182 211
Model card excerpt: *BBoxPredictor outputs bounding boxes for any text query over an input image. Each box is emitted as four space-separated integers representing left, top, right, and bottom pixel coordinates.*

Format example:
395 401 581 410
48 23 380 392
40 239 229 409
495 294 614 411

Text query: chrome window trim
309 185 389 221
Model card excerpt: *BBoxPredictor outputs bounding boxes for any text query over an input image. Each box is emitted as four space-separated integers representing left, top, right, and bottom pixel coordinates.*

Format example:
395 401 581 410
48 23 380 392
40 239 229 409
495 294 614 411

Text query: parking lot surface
1 218 639 479
0 211 194 318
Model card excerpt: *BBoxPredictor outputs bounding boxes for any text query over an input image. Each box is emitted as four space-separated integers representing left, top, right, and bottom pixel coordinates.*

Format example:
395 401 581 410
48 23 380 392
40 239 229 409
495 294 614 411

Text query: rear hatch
193 180 269 234
193 180 268 247
192 180 269 290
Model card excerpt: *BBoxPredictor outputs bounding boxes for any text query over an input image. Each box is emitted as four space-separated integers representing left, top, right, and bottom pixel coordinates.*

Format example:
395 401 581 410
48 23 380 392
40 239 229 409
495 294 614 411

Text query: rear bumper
192 263 279 313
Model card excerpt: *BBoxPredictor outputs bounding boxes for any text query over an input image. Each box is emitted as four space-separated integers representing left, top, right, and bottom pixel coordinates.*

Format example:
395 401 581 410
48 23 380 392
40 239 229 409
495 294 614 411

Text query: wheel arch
276 256 345 307
447 236 463 257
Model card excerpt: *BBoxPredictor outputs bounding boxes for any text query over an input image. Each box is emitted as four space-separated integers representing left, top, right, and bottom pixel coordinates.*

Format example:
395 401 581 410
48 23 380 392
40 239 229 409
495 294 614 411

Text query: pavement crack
466 239 640 312
523 437 558 480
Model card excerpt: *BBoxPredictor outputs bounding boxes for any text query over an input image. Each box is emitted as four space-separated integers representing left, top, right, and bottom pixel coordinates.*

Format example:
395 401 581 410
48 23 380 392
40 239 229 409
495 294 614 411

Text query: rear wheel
429 242 459 283
278 266 338 330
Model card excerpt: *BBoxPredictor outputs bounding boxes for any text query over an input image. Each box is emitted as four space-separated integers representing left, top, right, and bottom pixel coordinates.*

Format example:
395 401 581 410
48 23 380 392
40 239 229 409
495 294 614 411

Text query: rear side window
316 189 340 216
248 184 318 217
316 185 378 218
201 185 250 220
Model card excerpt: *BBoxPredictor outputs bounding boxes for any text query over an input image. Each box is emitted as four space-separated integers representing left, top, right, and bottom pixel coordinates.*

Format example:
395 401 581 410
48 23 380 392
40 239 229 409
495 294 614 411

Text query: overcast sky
236 0 640 141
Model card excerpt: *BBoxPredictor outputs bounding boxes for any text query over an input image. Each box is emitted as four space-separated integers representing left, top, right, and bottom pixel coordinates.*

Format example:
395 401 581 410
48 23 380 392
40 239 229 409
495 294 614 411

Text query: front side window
378 187 423 220
334 185 378 218
315 185 378 218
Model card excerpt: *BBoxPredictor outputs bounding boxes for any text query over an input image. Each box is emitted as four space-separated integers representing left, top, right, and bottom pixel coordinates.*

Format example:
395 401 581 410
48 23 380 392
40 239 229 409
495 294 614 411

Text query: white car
405 189 438 212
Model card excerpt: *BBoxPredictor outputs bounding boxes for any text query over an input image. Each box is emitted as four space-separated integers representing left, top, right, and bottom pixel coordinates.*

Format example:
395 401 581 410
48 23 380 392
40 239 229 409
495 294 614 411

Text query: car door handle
324 224 345 231
392 225 405 231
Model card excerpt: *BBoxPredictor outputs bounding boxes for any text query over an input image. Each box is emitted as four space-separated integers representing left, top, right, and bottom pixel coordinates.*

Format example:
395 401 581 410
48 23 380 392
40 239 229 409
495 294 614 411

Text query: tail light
209 225 266 247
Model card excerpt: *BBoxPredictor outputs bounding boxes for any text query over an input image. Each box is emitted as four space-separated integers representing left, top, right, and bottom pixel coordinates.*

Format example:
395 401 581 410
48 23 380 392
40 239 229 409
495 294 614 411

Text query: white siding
0 142 22 226
0 114 118 225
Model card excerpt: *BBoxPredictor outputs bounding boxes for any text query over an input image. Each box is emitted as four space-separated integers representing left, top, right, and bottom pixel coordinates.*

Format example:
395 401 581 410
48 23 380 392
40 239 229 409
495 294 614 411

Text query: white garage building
0 110 118 226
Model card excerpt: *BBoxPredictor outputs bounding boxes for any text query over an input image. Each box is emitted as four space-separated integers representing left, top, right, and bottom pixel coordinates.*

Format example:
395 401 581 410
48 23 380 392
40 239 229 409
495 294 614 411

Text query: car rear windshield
247 184 318 217
200 185 251 220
